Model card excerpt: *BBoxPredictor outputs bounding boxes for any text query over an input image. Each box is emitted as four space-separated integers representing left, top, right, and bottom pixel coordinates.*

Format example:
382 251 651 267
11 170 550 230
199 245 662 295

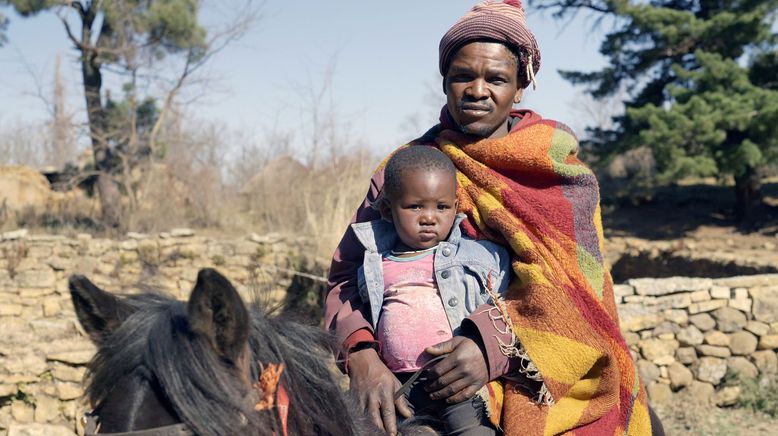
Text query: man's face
444 41 523 139
382 169 458 251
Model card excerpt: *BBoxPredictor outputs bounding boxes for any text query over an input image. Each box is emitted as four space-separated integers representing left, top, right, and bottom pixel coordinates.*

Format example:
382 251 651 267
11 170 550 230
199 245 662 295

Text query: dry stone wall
0 229 316 436
1 229 777 435
616 275 778 407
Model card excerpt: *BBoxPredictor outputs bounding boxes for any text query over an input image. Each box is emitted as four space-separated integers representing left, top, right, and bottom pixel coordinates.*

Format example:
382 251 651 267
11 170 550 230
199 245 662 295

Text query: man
327 1 659 435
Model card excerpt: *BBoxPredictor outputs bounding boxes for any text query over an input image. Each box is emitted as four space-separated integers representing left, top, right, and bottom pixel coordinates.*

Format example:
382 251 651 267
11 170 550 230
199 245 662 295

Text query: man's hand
424 336 489 403
347 347 413 435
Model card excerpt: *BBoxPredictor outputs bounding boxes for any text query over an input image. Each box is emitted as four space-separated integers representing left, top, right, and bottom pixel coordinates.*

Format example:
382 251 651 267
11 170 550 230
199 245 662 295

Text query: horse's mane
246 303 372 436
85 292 379 436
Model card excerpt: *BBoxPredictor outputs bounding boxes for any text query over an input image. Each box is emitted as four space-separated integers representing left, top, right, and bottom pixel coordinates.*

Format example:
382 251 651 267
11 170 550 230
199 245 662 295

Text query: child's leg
438 397 497 436
395 373 497 436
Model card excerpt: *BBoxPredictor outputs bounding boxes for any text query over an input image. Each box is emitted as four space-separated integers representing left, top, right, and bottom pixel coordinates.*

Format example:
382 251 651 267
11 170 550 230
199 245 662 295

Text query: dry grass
239 151 375 258
116 120 378 260
125 119 243 233
0 113 377 265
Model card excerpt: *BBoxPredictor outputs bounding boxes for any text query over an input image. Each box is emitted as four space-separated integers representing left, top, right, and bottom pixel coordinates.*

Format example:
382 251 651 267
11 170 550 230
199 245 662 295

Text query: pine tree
531 0 778 223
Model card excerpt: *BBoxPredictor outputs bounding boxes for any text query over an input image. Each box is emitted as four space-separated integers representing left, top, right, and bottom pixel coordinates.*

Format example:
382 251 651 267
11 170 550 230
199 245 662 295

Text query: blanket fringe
485 276 554 406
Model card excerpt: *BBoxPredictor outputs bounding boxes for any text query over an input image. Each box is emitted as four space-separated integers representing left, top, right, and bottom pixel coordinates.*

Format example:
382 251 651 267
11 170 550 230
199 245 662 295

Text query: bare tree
46 55 78 169
0 118 47 168
2 0 262 228
399 72 446 144
569 87 626 142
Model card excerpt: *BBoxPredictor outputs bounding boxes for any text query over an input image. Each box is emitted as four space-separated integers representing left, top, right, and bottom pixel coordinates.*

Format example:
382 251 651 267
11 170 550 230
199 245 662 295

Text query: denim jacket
350 214 511 334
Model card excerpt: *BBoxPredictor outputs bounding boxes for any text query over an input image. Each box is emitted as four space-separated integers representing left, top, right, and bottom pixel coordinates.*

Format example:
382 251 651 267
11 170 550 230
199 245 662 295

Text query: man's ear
513 87 524 104
442 76 448 95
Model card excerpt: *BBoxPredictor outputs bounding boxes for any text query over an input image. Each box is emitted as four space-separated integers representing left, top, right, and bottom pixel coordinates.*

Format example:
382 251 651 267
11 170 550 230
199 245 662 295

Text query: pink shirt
376 251 453 373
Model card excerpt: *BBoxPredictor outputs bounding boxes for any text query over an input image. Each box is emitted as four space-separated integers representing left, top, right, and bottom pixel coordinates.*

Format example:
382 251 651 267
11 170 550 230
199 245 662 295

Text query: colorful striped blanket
414 110 652 435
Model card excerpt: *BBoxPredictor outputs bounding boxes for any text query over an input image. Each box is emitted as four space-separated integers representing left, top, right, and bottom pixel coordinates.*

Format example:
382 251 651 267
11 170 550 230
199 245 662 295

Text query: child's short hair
382 146 457 200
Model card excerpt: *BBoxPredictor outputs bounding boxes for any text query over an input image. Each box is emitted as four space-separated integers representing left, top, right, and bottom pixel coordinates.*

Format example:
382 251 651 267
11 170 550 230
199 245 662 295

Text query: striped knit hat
439 0 541 88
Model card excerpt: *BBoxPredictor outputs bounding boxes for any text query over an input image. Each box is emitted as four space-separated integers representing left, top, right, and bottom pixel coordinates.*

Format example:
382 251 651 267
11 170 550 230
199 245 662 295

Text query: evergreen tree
531 0 778 223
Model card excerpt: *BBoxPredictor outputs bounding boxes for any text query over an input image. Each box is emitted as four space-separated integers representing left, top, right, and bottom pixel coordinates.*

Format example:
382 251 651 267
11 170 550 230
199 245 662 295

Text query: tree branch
146 0 263 152
58 1 86 19
58 15 86 50
530 0 613 17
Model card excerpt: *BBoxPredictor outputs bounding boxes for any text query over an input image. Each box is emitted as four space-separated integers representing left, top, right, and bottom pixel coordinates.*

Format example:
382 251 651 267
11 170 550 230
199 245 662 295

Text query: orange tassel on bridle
253 362 289 436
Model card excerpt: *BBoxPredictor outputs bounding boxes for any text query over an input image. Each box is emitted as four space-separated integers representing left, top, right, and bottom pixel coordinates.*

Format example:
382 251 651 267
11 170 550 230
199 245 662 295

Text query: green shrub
735 374 778 417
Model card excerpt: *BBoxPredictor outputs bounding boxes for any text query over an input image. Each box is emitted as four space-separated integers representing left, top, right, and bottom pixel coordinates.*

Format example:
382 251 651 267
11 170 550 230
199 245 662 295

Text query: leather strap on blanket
408 109 652 435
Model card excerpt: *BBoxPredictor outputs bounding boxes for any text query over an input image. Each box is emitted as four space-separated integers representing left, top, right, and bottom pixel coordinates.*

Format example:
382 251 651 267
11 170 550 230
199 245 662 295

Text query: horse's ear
187 268 250 364
69 275 134 345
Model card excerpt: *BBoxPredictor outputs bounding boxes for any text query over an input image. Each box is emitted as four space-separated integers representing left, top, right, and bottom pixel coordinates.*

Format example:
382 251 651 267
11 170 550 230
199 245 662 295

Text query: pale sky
0 0 608 159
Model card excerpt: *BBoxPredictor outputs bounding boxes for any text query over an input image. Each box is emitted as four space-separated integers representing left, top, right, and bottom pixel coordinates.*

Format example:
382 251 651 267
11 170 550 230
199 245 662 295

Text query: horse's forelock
146 299 274 435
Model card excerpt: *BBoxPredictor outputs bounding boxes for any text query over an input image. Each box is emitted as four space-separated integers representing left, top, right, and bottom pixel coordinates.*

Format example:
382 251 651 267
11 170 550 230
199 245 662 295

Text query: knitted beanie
439 0 541 88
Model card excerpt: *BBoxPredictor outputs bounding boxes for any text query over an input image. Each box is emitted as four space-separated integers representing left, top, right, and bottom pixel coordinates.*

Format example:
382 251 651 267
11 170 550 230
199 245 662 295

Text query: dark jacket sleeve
325 166 384 357
461 305 519 381
460 244 514 380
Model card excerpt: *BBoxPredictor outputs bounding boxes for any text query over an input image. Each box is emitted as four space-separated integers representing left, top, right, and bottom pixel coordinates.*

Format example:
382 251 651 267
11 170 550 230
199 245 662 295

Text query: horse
69 268 436 435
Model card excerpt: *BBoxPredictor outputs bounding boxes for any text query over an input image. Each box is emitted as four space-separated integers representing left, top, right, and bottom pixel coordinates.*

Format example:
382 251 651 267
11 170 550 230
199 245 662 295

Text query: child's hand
347 348 413 435
424 336 489 403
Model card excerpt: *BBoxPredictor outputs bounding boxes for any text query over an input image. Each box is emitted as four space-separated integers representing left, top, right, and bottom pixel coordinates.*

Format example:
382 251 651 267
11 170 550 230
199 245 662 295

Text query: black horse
70 268 433 435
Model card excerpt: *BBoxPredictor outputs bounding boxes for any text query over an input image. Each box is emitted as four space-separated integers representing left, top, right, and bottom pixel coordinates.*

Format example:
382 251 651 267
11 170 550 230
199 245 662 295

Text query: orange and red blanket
414 110 651 435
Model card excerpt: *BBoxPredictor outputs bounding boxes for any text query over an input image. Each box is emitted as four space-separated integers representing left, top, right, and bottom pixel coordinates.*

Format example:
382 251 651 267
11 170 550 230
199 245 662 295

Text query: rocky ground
655 396 776 435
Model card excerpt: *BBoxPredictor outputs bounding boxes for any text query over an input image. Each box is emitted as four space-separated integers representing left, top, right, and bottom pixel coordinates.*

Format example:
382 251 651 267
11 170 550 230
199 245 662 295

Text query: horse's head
71 268 435 436
70 268 275 435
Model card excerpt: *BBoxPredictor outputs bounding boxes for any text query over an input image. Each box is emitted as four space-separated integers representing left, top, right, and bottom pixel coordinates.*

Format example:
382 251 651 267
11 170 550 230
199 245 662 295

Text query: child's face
382 168 458 250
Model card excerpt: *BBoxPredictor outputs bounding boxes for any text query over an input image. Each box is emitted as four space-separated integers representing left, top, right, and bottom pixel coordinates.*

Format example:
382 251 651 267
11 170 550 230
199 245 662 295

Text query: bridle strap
276 382 290 436
393 355 447 401
82 413 194 436
82 382 289 436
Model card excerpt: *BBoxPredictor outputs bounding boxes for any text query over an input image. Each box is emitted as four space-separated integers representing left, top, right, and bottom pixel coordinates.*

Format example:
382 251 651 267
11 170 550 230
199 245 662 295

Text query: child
349 146 510 435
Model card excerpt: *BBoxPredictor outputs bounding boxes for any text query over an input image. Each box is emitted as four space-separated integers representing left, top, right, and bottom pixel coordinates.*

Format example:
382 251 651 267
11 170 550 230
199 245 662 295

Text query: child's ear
379 198 393 222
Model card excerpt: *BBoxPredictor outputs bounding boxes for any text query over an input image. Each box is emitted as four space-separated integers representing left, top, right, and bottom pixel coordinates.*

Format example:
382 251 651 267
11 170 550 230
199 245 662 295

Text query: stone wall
1 230 777 435
616 276 778 407
0 230 317 436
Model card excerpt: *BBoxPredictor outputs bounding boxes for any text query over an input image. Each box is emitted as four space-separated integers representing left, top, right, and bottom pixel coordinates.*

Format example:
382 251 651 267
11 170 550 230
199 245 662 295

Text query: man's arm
461 305 518 380
325 168 384 357
465 244 516 380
